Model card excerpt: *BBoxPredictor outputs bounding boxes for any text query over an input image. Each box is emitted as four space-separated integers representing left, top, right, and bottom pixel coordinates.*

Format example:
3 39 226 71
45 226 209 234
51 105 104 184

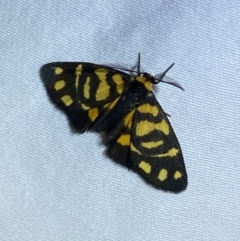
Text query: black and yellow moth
40 54 187 192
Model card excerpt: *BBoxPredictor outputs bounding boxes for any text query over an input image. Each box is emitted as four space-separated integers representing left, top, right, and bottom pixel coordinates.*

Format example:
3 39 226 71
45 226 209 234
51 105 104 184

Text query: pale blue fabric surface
1 1 240 240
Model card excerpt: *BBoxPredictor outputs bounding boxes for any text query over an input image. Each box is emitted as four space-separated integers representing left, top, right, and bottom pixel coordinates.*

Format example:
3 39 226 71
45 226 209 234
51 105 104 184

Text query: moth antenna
155 63 184 91
156 63 175 81
137 53 141 73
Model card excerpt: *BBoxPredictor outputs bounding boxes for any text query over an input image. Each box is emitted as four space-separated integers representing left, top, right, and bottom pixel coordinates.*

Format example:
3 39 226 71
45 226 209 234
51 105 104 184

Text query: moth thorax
136 73 153 91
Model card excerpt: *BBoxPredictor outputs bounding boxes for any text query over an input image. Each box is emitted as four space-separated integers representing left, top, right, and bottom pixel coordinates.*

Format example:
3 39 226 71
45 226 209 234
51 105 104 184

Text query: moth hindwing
40 54 187 192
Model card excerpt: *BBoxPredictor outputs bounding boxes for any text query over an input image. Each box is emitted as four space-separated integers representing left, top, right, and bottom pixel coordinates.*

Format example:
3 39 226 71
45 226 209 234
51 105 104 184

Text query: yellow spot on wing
88 108 99 122
104 97 120 110
95 68 108 76
55 67 63 75
130 143 141 154
174 171 182 180
124 110 134 128
95 68 110 101
136 120 153 136
141 140 163 149
138 104 159 117
75 64 82 90
81 103 91 110
156 148 179 158
117 134 130 146
54 80 65 91
112 74 124 94
139 161 151 174
156 119 169 135
84 77 91 99
95 82 110 101
136 119 169 137
75 64 82 75
61 95 73 106
158 169 168 181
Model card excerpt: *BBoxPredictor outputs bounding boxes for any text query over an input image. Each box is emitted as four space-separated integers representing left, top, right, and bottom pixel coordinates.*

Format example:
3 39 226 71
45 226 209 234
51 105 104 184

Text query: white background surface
1 0 240 240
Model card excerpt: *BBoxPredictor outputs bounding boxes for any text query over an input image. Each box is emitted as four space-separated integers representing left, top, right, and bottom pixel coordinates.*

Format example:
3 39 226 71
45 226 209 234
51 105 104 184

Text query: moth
40 53 187 192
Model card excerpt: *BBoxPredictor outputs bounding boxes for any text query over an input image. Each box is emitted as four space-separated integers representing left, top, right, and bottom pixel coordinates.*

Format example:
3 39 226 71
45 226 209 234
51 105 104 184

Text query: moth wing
129 91 187 192
106 109 135 167
40 62 133 132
